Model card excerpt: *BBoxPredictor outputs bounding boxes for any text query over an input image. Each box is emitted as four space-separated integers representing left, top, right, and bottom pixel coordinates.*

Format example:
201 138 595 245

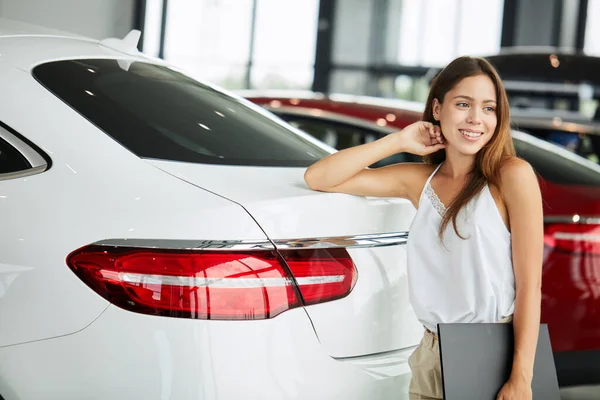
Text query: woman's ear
432 99 441 121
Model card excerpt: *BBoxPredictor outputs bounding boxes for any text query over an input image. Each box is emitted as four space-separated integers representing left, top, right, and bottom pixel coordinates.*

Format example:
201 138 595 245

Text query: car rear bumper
0 306 416 400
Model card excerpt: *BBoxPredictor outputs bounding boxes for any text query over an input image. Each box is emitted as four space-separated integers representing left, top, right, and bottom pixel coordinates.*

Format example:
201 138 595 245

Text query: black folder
437 323 560 400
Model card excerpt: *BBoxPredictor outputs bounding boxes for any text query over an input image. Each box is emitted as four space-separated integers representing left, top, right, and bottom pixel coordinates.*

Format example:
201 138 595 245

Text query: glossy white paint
148 160 417 238
149 160 423 357
0 22 422 399
0 306 415 400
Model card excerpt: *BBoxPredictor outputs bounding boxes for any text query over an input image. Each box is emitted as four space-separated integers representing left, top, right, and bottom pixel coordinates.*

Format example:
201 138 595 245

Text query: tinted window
518 126 600 164
32 60 329 167
514 134 600 186
0 137 30 174
276 114 421 168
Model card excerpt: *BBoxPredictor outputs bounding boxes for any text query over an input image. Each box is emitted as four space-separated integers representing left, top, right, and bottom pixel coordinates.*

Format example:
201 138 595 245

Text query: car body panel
148 160 423 357
0 305 416 400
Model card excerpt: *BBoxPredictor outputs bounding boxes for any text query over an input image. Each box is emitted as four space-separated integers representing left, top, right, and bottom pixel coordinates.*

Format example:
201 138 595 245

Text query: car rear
0 41 422 399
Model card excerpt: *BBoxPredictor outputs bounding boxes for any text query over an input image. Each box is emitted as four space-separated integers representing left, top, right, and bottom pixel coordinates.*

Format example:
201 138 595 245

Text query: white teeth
460 130 482 138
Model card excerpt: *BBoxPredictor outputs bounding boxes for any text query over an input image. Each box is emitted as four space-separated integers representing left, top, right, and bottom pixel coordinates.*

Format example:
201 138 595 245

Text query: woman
304 56 543 400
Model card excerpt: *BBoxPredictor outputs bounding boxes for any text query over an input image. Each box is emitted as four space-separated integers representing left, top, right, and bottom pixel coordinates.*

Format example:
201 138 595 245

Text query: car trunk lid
147 160 423 357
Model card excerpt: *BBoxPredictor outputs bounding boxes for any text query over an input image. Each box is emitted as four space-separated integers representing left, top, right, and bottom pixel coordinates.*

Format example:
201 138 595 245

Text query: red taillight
280 249 357 305
67 245 356 320
544 223 600 255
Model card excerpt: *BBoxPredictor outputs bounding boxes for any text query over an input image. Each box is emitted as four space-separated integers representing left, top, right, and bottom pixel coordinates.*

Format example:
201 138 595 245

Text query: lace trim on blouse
425 182 447 217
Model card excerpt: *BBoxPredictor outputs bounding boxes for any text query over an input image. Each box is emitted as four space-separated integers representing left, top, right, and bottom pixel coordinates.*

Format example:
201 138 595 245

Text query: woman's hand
496 377 532 400
391 121 445 156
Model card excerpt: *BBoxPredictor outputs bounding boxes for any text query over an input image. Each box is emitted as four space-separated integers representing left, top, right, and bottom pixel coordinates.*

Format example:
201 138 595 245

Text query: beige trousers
408 316 513 400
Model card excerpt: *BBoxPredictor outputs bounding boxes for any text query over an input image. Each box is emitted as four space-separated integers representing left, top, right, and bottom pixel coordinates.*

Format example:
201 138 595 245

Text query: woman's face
432 74 498 156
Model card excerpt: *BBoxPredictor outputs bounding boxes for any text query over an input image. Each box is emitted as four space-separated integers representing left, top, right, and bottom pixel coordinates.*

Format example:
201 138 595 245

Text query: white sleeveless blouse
406 163 515 332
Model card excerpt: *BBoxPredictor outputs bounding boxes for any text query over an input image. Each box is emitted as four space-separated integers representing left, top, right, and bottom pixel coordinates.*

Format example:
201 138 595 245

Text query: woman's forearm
510 286 542 383
304 133 404 191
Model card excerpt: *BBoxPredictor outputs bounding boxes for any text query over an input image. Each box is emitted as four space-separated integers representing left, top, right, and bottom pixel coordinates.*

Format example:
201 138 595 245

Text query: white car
0 20 423 400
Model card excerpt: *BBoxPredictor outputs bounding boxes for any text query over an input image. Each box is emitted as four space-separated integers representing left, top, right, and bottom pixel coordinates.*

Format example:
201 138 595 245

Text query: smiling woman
303 56 544 400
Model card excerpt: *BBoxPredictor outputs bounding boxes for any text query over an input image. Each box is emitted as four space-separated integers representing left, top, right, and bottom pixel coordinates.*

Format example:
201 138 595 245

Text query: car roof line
267 106 398 134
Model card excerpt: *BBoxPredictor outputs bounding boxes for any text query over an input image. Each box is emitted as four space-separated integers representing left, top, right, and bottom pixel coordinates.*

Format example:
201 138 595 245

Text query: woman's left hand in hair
496 377 532 400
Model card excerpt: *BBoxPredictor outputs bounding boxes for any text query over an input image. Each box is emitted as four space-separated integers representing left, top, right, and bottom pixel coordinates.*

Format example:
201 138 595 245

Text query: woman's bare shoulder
497 156 539 199
499 157 535 180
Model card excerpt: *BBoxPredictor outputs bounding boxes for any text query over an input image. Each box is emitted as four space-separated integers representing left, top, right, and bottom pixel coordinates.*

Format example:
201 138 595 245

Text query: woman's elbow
304 167 323 191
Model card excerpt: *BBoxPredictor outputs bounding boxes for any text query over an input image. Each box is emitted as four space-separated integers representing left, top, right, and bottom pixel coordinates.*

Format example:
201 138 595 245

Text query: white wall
0 0 136 39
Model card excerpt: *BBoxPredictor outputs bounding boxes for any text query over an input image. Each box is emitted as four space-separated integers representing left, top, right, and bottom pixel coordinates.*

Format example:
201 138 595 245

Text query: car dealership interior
1 0 600 399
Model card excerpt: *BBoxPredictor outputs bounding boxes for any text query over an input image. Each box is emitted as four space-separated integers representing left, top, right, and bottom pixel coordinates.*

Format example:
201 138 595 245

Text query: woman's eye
484 106 496 112
457 102 469 108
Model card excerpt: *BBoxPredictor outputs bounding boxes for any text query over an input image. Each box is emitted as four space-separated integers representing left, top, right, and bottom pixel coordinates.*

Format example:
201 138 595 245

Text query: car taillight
544 223 600 255
280 249 357 306
66 245 356 320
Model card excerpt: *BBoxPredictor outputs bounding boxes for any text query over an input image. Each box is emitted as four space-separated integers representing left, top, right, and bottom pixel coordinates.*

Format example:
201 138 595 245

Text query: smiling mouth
459 129 483 138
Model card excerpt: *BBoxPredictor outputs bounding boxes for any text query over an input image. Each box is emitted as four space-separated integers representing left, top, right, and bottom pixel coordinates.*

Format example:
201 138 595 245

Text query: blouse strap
424 162 443 188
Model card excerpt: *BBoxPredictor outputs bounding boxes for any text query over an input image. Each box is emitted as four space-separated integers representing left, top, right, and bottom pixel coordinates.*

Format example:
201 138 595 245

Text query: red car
243 90 600 387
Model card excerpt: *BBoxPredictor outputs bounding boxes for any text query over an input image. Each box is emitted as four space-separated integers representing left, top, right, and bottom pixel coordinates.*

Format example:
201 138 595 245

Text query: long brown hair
423 56 515 239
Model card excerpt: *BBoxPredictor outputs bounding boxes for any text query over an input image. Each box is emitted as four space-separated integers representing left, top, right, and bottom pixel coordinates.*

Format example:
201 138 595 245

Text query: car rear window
513 132 600 186
32 59 329 166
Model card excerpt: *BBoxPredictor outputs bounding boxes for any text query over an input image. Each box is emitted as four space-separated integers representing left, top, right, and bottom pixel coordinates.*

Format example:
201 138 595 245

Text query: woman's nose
467 108 482 124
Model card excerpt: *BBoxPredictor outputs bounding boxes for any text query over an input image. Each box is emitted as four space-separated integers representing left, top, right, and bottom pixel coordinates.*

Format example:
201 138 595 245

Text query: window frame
0 123 48 181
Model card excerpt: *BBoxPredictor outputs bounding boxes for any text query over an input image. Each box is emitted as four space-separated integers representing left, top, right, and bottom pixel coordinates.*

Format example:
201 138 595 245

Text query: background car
0 23 425 400
244 91 600 387
510 107 600 164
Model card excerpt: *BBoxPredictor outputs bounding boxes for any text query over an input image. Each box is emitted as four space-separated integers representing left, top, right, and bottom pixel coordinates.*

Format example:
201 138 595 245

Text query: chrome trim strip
273 232 410 249
333 345 416 378
545 216 600 225
0 127 48 179
0 127 47 168
0 165 47 181
93 239 275 251
94 232 410 251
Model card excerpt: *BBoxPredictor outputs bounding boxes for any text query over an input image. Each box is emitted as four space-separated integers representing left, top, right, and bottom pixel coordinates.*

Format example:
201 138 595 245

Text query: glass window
513 133 600 186
518 125 600 164
274 113 421 168
330 70 370 95
251 0 319 89
163 0 254 89
0 137 29 174
141 0 163 58
455 0 504 59
396 0 503 67
250 66 314 90
584 0 600 56
332 0 374 66
33 59 329 167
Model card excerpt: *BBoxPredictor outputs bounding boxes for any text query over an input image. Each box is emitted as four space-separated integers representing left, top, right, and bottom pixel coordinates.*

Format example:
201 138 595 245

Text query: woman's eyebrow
452 95 497 103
